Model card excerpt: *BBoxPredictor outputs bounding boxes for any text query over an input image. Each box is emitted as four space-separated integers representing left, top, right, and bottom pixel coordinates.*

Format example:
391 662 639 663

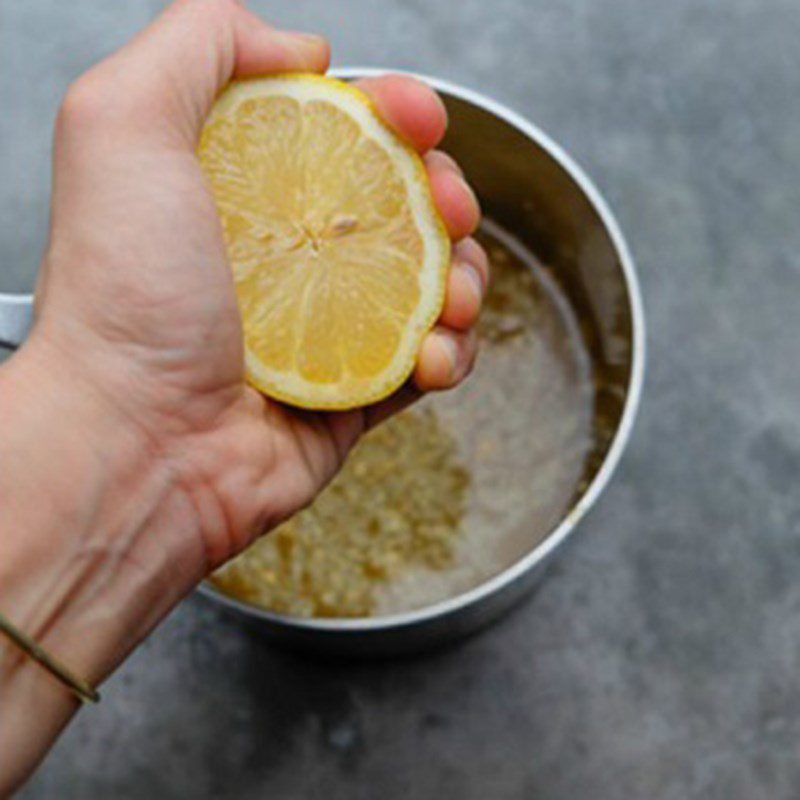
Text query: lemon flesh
199 74 450 410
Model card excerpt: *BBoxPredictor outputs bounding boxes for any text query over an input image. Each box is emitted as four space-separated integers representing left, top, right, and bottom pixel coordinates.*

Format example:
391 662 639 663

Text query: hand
0 1 486 787
34 0 486 568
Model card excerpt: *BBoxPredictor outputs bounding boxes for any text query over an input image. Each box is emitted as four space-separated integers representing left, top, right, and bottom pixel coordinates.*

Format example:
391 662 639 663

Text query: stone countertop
3 1 800 797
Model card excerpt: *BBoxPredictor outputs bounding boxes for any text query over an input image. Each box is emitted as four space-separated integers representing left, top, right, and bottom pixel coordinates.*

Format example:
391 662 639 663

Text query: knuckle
58 72 109 130
200 0 240 23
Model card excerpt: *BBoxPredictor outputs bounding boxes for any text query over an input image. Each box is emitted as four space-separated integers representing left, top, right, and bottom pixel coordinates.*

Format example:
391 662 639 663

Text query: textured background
3 0 800 797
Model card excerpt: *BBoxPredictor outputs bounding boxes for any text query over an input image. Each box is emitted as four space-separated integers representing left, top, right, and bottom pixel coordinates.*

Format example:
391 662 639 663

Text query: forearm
0 338 202 792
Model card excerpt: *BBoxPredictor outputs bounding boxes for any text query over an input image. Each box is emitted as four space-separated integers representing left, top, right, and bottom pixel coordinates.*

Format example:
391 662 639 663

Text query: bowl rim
200 67 647 632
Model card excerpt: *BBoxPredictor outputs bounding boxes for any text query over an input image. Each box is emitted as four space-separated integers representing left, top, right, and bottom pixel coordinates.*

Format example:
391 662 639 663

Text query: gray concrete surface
3 0 800 797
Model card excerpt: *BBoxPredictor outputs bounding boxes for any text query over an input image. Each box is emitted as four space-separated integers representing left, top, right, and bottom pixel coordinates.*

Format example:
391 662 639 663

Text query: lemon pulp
199 75 449 409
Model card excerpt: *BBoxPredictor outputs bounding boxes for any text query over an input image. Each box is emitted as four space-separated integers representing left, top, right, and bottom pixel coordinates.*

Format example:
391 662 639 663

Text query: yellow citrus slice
199 74 450 410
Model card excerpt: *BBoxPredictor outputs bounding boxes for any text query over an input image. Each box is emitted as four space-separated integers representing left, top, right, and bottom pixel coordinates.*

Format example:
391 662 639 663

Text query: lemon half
199 74 450 410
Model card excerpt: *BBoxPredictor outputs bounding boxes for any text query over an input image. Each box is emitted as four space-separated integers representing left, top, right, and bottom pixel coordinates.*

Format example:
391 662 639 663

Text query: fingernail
427 150 464 177
434 333 458 380
460 177 482 218
433 89 449 131
284 30 327 48
438 151 463 177
461 262 484 299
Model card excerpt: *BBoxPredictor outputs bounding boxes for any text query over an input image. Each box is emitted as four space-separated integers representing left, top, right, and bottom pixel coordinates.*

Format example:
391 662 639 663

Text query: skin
0 0 487 792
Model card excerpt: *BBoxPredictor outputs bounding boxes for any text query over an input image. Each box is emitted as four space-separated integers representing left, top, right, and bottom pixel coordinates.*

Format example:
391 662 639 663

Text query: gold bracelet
0 610 100 704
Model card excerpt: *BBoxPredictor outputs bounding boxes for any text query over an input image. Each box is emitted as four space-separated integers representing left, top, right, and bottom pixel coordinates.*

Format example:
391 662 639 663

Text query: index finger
354 74 448 154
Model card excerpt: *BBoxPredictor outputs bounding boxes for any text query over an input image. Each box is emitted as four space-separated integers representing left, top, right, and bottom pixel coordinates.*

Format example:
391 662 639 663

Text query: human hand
31 0 486 573
1 2 487 786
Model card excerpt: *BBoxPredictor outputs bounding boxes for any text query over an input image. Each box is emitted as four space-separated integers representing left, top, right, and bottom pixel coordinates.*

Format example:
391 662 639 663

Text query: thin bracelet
0 610 100 704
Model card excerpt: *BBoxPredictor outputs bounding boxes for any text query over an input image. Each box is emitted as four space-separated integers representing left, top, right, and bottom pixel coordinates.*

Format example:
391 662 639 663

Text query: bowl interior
440 93 635 483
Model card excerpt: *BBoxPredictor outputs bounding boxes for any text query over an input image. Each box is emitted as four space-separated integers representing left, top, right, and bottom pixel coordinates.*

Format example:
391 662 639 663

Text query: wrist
0 335 212 788
0 336 203 702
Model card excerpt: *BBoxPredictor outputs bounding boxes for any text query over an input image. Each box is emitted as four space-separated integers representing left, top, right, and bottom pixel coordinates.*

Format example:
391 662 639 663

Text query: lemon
199 74 450 410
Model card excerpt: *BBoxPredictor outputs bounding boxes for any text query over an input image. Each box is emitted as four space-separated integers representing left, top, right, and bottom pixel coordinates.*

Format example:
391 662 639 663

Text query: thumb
59 0 329 146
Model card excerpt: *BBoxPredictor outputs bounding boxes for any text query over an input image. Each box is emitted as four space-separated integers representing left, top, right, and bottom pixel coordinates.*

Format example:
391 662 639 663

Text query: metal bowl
200 68 645 655
0 69 645 657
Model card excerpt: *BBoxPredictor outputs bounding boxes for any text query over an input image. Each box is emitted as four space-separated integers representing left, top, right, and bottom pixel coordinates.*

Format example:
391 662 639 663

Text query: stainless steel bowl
0 69 645 657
